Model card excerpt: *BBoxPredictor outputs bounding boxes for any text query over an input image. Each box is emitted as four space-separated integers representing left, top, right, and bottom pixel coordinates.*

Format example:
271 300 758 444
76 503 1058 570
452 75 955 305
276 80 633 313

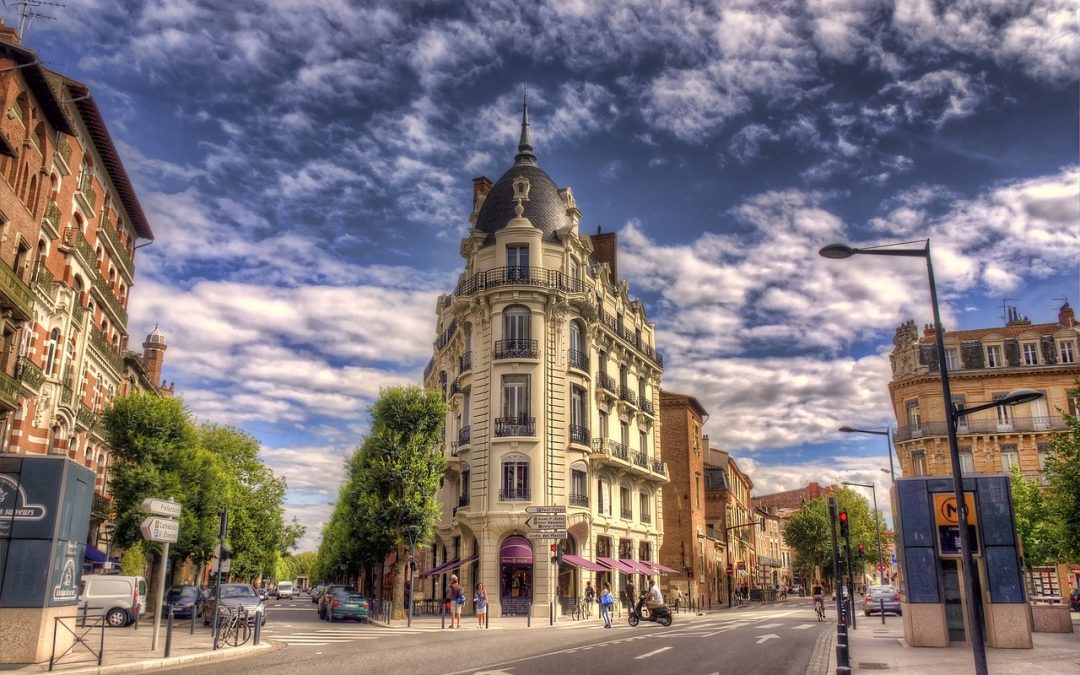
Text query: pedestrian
599 583 614 628
674 586 684 612
624 578 636 611
584 581 595 619
474 582 488 628
448 575 465 628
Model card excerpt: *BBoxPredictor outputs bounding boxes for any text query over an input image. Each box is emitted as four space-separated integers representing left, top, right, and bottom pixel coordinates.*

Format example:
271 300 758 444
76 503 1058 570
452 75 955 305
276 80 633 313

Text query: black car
163 584 200 619
1070 588 1080 612
203 583 267 626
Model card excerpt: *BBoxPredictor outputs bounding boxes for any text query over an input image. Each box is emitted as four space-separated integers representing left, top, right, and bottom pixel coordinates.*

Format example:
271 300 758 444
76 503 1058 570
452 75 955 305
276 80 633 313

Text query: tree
1046 381 1080 561
782 487 882 588
1009 466 1063 567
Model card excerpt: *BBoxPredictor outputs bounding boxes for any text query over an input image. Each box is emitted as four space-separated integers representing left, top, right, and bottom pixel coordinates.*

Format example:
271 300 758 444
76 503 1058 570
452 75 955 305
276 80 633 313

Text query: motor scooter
628 599 673 627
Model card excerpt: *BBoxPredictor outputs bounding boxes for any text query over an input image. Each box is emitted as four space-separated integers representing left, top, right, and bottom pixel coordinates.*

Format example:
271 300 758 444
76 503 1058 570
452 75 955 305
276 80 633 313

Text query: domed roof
473 96 570 243
145 325 166 346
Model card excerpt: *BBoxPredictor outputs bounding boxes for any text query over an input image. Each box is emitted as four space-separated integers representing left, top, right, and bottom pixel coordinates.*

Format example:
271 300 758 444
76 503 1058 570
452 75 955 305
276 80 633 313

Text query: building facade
0 25 159 564
889 304 1080 480
423 105 667 618
704 449 755 606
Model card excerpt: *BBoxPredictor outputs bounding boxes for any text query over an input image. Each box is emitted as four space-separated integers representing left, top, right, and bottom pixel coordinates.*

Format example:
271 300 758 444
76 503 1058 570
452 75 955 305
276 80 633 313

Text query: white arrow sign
524 505 566 514
755 633 780 644
140 516 179 543
525 515 567 530
525 531 565 540
141 498 182 517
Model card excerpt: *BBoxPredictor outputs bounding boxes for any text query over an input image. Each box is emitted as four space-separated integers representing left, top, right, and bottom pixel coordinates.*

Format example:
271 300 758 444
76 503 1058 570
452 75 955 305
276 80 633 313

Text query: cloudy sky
9 1 1077 549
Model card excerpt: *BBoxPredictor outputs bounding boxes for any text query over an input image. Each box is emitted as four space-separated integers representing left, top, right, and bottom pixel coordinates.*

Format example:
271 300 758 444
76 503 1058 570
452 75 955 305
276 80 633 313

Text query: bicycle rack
50 605 105 671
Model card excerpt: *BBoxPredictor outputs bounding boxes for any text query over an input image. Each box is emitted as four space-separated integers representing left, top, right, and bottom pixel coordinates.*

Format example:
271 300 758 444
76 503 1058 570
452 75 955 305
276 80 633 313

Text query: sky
6 1 1077 551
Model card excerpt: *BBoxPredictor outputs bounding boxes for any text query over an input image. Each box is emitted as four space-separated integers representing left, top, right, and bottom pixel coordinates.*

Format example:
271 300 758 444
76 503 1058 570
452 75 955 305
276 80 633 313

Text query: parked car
1069 588 1080 612
203 583 267 626
311 585 326 604
863 585 902 616
325 591 370 622
318 585 356 620
163 584 200 619
275 581 294 600
78 575 147 627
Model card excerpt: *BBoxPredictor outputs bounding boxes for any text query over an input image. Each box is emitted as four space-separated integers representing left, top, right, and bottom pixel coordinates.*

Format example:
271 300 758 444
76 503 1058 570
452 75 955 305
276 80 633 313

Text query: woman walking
599 583 614 628
474 582 488 628
448 575 465 628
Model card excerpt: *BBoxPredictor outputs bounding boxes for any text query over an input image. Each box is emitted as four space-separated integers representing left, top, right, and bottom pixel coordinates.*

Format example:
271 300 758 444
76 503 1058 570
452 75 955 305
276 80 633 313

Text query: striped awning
419 553 478 577
596 557 636 574
621 560 656 575
561 554 607 572
642 561 678 575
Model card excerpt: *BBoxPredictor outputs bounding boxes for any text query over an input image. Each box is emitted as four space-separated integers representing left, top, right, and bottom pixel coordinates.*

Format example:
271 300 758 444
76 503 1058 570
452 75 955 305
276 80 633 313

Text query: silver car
863 585 902 616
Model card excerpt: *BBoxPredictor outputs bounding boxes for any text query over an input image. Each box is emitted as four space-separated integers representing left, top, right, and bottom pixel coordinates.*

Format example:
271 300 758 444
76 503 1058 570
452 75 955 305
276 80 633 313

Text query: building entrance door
941 559 965 642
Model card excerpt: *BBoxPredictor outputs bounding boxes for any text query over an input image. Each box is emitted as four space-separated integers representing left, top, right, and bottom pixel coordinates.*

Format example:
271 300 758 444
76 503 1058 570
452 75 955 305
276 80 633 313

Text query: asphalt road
168 597 835 674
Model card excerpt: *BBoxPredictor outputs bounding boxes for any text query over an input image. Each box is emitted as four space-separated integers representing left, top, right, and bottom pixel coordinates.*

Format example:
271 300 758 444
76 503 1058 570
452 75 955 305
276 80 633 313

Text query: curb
47 641 277 674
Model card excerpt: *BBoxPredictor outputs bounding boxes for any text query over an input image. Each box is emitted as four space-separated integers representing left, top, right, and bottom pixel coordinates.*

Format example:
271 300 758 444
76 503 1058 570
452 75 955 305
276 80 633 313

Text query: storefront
499 535 533 616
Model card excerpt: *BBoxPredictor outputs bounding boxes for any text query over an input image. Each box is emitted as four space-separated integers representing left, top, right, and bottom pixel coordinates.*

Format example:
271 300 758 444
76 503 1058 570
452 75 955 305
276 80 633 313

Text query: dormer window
1022 343 1039 366
986 344 1003 368
945 348 960 370
1059 340 1076 364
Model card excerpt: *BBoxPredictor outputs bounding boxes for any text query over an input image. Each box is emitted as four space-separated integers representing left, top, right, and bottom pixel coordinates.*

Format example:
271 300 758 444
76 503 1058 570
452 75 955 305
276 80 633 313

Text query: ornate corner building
422 102 667 618
0 24 167 558
889 303 1080 480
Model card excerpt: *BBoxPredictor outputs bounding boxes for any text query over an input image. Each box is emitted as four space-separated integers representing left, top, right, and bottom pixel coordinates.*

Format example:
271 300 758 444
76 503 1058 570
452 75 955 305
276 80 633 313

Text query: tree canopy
782 486 887 586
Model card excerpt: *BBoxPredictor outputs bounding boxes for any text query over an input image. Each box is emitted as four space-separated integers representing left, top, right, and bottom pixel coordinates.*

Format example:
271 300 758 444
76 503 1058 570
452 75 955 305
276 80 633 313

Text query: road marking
634 647 672 660
755 633 781 644
757 623 783 629
792 623 817 630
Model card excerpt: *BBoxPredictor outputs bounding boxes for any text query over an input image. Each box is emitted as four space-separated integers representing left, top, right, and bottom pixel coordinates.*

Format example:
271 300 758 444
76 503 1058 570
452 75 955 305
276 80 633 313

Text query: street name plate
524 505 566 514
525 531 565 540
140 517 179 543
141 498 182 517
526 515 567 530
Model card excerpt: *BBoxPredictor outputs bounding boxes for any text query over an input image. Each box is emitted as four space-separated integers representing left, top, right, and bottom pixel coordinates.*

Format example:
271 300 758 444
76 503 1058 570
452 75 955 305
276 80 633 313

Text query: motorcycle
628 600 673 627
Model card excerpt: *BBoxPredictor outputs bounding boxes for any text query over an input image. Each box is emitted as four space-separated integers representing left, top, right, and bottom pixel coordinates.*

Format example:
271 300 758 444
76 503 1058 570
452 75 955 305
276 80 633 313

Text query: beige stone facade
889 303 1080 481
704 449 755 605
422 109 666 618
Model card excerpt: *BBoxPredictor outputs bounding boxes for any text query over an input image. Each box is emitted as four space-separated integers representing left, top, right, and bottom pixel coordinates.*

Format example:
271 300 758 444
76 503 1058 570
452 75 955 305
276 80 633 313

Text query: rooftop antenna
3 0 64 41
998 297 1018 324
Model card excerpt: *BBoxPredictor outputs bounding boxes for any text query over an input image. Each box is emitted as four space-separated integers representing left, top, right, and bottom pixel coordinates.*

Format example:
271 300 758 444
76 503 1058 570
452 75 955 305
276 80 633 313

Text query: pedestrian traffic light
857 543 864 557
838 511 849 538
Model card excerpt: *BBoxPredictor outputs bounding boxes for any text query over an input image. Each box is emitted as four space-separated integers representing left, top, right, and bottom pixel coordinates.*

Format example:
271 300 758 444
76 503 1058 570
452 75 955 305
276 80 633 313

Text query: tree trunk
391 546 407 619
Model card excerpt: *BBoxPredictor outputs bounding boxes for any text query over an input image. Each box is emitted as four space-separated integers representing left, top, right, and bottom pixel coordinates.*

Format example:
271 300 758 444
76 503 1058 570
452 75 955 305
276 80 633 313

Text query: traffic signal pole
211 507 227 650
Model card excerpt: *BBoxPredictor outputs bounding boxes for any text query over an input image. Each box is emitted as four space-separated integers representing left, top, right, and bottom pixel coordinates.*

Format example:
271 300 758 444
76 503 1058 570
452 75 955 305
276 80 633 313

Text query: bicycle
217 606 252 647
814 599 826 622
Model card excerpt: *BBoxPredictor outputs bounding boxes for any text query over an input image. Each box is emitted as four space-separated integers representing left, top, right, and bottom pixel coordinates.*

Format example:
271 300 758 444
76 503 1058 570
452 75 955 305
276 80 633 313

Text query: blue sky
8 1 1077 549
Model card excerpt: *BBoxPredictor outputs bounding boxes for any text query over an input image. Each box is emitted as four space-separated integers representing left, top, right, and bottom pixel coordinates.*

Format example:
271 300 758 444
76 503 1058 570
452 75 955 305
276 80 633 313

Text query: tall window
639 430 648 455
986 345 1002 368
501 375 530 418
952 395 968 433
959 446 974 474
620 420 630 448
44 328 60 376
1022 343 1039 366
945 348 960 370
598 410 608 440
993 393 1013 429
1059 340 1076 364
570 386 587 436
620 484 632 519
571 468 587 499
569 257 580 280
501 453 529 500
507 244 529 279
905 400 920 427
1000 445 1019 471
569 321 584 356
461 466 471 502
598 478 612 516
503 305 531 341
638 378 647 405
911 450 927 476
639 491 650 522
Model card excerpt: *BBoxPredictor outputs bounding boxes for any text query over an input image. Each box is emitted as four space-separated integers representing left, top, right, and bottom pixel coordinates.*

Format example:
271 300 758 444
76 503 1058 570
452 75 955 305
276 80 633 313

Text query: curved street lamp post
820 240 1044 675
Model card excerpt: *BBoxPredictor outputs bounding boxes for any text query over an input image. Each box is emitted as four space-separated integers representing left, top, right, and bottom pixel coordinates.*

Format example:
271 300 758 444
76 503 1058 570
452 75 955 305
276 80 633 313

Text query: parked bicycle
217 606 251 647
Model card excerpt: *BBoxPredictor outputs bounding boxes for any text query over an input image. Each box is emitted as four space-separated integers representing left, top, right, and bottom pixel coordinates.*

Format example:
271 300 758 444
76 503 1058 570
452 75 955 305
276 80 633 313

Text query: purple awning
561 554 607 572
642 561 678 575
621 559 656 575
596 557 636 574
419 553 478 577
500 536 533 563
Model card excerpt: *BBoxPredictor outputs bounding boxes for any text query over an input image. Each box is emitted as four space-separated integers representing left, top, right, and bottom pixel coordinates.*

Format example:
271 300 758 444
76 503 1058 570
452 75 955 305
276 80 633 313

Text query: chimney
1059 302 1076 328
590 226 618 281
0 21 20 46
470 177 492 223
923 323 935 339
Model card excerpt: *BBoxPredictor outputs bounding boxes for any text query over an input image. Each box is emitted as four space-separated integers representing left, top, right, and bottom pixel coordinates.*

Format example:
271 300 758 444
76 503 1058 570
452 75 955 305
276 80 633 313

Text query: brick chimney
1059 302 1076 328
923 323 936 339
470 177 492 224
590 226 618 281
0 20 20 45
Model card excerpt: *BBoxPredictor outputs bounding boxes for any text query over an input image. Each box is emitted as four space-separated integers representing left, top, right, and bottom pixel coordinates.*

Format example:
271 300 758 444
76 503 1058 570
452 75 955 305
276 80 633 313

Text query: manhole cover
858 664 889 670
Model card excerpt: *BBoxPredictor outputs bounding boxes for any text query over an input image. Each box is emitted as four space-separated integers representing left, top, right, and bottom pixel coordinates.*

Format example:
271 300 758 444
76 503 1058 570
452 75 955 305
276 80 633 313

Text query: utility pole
827 497 842 624
211 508 228 650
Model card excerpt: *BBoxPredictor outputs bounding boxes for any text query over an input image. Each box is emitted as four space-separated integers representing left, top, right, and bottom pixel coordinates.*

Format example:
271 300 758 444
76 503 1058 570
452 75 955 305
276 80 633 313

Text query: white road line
792 623 817 630
757 623 783 629
635 647 672 660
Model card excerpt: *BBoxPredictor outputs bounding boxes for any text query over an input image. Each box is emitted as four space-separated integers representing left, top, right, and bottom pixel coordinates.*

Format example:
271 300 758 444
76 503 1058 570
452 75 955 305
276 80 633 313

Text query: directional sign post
525 514 567 531
525 531 565 540
140 517 179 544
525 505 566 514
141 498 182 518
139 505 180 652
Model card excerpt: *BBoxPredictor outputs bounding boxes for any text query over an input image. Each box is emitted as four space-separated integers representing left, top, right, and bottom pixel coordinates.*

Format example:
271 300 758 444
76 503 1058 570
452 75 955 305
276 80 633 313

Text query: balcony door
1031 397 1050 430
507 244 529 281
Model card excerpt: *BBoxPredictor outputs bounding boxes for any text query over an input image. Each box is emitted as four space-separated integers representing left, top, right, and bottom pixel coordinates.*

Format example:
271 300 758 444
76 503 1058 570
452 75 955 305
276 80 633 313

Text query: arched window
502 305 530 341
49 173 58 200
619 482 632 519
36 238 47 263
597 477 612 516
32 122 45 153
460 462 471 505
44 328 60 376
27 174 38 212
570 462 588 505
500 452 529 501
639 490 652 524
95 245 104 266
74 212 84 234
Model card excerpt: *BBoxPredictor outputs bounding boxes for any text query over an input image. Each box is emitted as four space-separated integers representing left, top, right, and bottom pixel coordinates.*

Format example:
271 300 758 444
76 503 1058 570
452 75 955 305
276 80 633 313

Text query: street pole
211 507 227 651
407 537 416 628
827 496 842 624
844 525 856 629
150 541 169 650
871 487 884 586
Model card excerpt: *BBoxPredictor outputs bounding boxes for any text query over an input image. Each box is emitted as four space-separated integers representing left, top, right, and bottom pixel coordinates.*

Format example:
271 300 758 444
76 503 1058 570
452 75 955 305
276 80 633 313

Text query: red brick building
751 481 833 512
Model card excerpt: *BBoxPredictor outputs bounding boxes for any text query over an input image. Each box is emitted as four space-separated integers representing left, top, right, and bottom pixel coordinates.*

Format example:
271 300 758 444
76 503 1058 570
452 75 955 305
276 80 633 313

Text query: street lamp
841 481 884 586
839 427 897 481
820 239 1045 675
406 525 421 628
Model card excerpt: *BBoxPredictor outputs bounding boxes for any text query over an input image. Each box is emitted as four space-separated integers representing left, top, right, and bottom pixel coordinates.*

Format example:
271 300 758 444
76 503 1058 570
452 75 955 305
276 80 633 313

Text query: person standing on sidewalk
584 581 595 619
624 578 636 612
448 575 465 628
474 582 488 628
674 586 684 612
599 584 614 628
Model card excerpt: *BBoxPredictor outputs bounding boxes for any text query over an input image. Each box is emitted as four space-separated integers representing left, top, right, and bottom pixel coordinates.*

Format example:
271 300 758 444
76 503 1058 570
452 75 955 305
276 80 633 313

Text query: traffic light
838 511 849 538
857 543 864 557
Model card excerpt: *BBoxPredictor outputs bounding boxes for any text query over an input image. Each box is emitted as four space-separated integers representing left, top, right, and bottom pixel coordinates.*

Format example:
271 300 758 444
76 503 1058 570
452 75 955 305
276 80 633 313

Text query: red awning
419 553 478 577
642 561 678 574
596 557 636 574
561 554 607 572
621 559 656 575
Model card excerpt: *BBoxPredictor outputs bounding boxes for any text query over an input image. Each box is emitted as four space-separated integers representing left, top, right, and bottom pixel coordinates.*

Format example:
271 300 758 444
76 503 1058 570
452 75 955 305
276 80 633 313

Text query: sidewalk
831 613 1080 674
0 618 273 674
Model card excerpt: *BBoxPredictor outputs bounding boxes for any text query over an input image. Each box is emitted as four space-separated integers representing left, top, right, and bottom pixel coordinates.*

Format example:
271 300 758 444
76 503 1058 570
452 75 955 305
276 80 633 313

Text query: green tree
1009 466 1063 567
119 545 147 577
1046 382 1080 561
292 551 317 580
782 487 882 587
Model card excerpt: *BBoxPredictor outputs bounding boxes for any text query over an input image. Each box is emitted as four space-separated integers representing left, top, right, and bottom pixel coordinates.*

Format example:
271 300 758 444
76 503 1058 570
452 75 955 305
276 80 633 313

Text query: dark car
163 584 200 619
1070 588 1080 612
326 591 370 622
203 583 267 626
318 585 356 620
311 585 326 604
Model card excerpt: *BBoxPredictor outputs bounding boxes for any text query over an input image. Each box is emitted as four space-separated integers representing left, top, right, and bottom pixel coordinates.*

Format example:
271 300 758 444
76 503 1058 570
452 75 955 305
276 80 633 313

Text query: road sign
140 516 179 543
933 493 976 526
525 531 565 540
726 565 734 575
525 515 567 530
141 498 182 518
524 505 566 514
877 563 889 572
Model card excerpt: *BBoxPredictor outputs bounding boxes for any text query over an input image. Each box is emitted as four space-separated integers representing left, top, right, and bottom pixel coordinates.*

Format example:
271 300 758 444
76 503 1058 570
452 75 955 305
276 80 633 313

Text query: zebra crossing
263 625 427 646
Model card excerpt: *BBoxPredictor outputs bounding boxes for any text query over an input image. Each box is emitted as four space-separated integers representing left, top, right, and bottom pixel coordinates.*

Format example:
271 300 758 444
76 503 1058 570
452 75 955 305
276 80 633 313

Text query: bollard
527 601 532 628
836 640 849 669
880 597 886 625
164 606 174 658
253 613 262 645
134 605 140 631
80 602 89 628
441 599 446 629
191 607 196 635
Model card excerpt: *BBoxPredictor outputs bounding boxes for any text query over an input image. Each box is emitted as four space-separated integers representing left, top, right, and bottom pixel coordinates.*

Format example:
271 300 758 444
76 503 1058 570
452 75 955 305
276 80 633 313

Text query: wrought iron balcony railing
495 417 535 437
632 451 648 468
640 399 655 415
495 339 539 359
499 488 531 501
591 438 629 461
0 369 18 409
569 493 589 507
458 426 471 446
641 512 651 524
596 306 664 368
434 319 457 351
651 459 667 476
568 349 589 372
569 424 590 446
0 260 34 321
894 415 1068 441
454 266 594 297
621 508 632 520
596 372 617 393
14 356 44 390
619 386 638 407
458 494 470 507
459 351 472 373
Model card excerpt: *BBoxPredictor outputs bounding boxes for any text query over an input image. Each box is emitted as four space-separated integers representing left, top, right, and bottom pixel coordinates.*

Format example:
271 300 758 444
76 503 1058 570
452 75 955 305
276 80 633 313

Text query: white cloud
886 70 989 128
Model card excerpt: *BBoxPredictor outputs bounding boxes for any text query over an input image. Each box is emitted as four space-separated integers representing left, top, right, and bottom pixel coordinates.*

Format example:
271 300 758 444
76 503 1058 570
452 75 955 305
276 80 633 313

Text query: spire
514 85 537 165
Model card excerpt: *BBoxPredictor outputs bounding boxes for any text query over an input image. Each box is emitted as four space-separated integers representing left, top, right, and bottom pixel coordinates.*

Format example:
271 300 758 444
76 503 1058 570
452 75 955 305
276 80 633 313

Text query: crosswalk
263 625 426 646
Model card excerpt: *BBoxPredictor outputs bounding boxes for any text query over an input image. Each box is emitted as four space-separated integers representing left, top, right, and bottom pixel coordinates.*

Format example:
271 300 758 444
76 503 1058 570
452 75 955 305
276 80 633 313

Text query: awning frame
561 554 607 572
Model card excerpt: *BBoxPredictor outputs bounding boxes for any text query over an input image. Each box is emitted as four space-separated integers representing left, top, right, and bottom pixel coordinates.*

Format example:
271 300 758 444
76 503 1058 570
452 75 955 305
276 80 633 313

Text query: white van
78 575 147 627
275 581 294 600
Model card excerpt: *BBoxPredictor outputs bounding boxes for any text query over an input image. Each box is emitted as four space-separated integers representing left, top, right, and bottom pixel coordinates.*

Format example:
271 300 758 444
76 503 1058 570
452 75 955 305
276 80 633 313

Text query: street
168 597 836 674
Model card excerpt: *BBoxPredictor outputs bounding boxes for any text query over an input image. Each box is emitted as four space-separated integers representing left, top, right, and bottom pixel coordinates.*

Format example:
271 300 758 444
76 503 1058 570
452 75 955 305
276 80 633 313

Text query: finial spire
514 84 537 165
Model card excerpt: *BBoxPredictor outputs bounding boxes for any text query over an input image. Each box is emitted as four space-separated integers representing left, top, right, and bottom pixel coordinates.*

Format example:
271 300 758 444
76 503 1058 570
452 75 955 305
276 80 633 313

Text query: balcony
42 199 61 237
434 319 457 351
88 325 124 374
458 494 470 508
76 170 97 212
459 351 472 374
55 136 72 171
596 372 617 395
640 399 655 416
62 226 97 272
14 356 44 391
90 269 128 326
632 451 648 468
641 512 651 524
590 438 629 464
495 339 539 359
495 417 535 437
568 349 589 372
91 492 111 519
619 386 638 407
76 403 96 430
569 493 589 508
98 215 133 280
569 424 590 446
894 416 1069 441
651 459 667 477
458 426 471 446
454 266 594 297
499 488 531 501
621 508 632 520
0 261 34 321
0 369 18 410
596 306 664 368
